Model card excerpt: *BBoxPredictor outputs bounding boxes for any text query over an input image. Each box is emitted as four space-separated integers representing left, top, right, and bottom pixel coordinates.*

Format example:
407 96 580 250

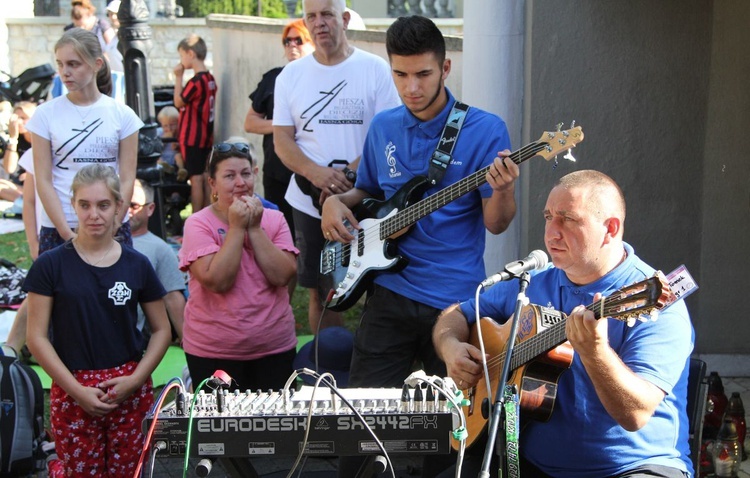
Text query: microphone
481 250 549 288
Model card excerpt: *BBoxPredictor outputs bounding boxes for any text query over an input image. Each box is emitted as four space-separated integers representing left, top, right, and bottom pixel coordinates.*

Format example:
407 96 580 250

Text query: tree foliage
181 0 296 18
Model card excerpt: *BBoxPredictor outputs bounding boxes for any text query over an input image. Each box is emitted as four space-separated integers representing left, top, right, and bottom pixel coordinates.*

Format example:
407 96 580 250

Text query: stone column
462 0 525 268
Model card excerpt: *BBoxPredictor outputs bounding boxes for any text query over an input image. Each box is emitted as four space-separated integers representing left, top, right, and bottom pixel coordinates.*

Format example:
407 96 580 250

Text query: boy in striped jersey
173 34 217 213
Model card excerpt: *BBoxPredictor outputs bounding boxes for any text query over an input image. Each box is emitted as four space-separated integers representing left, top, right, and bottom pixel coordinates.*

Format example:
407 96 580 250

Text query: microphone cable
473 283 493 405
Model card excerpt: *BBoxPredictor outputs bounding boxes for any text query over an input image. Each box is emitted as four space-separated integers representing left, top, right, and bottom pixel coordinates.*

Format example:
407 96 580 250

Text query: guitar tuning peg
556 122 563 132
563 149 577 162
648 310 660 322
570 120 576 128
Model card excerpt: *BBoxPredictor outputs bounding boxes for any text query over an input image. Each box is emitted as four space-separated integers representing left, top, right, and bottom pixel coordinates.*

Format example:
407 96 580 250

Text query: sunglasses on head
207 142 252 171
283 36 304 47
213 142 250 155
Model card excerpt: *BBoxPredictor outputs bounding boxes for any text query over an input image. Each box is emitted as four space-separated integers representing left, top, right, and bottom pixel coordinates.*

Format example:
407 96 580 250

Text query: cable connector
404 370 429 387
154 440 167 452
452 426 468 441
207 369 233 389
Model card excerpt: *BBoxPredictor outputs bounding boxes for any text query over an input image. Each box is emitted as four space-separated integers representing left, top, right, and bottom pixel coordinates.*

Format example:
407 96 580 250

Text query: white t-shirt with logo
273 48 400 218
26 94 143 228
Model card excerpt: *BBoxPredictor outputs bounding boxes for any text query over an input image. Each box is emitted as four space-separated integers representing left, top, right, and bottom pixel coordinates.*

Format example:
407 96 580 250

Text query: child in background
173 34 216 213
156 106 187 182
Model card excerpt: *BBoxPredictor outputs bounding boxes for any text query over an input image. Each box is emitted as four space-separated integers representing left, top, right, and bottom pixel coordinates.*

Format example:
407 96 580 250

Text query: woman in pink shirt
178 142 298 390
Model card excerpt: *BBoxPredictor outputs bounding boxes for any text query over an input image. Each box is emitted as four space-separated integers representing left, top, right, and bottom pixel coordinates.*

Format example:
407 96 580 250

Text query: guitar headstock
594 271 675 327
535 125 584 162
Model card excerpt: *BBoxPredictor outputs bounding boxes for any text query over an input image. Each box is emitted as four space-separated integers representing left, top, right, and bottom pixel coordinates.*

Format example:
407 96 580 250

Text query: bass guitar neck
320 126 584 311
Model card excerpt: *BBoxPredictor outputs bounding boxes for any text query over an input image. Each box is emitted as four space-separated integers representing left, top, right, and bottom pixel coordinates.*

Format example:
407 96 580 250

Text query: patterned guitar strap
428 101 470 185
503 384 521 478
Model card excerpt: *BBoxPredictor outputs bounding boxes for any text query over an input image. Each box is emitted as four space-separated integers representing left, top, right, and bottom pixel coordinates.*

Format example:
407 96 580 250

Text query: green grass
0 231 33 269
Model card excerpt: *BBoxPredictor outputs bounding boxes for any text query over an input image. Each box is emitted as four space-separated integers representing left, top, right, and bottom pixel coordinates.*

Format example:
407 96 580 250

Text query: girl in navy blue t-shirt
24 164 171 477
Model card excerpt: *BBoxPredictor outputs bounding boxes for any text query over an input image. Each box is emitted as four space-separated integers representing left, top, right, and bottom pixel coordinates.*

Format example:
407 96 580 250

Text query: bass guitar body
320 176 433 311
458 306 574 450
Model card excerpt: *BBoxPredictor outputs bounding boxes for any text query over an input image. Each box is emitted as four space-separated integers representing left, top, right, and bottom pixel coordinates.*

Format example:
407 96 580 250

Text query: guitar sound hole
481 398 490 419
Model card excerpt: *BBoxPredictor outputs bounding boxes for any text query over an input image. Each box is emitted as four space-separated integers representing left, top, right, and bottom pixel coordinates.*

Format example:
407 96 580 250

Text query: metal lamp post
117 0 167 238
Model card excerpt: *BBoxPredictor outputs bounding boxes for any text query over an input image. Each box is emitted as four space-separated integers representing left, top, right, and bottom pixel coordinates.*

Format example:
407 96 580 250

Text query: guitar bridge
320 247 336 275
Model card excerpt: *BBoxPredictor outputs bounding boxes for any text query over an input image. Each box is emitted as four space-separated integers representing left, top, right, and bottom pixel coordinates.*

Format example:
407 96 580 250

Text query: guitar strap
503 385 520 478
428 101 470 185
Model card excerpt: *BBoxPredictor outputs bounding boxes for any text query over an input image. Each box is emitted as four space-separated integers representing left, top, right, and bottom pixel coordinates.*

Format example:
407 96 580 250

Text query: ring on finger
331 183 336 189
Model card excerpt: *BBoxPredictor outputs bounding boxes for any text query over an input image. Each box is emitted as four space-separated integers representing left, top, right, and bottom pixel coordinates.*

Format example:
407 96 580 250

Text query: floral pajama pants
49 361 153 478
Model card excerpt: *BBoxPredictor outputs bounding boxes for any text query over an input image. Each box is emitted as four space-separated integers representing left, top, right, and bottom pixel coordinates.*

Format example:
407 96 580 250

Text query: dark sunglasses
283 36 304 47
213 142 250 155
208 142 252 171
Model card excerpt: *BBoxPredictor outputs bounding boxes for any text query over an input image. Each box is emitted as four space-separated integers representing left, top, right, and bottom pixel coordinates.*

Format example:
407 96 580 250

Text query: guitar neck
509 315 568 371
507 296 635 370
380 140 550 238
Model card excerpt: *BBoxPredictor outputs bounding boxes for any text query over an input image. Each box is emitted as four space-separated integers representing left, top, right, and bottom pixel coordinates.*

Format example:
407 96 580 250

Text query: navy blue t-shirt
23 242 166 370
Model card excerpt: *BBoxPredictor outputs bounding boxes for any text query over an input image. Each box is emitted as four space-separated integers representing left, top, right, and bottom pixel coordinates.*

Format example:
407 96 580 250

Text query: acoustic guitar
455 272 675 450
320 126 584 311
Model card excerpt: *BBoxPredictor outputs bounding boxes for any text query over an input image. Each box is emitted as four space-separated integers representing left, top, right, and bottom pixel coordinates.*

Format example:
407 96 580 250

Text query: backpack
0 355 45 477
0 259 27 308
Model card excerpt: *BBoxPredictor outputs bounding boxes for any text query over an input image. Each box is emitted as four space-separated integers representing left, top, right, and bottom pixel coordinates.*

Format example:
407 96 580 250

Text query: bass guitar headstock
535 122 584 165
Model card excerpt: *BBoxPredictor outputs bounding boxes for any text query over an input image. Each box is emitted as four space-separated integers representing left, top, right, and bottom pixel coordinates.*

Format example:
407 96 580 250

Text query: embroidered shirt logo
385 141 401 178
108 282 132 305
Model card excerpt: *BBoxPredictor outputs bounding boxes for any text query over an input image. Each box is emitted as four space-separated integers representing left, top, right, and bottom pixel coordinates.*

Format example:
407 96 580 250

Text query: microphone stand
478 272 530 478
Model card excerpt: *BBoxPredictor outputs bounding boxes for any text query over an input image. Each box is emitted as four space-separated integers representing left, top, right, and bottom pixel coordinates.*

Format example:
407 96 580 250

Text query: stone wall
2 15 464 87
3 17 211 87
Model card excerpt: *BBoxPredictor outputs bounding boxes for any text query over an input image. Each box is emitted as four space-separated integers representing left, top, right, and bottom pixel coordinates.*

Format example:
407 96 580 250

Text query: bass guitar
455 272 675 450
319 126 584 311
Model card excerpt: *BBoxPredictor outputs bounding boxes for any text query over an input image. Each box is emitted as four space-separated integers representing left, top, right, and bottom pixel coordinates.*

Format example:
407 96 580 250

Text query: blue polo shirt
356 88 511 309
459 243 694 477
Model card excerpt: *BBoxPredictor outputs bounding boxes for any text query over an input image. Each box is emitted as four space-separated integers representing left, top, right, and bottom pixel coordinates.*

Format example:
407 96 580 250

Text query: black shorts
183 146 211 177
292 208 333 299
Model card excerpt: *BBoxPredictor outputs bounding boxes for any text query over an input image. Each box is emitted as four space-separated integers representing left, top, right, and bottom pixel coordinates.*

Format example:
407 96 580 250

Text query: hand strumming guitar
320 187 369 243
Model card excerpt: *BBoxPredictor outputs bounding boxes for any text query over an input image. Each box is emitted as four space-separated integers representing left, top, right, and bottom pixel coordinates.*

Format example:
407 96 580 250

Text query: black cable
315 289 336 373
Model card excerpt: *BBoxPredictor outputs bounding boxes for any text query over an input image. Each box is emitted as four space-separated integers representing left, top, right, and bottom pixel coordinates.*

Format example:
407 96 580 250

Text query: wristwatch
343 167 357 183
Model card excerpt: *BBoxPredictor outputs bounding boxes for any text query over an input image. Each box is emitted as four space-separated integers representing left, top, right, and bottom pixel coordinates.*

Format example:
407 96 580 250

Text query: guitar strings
327 141 548 267
479 294 634 375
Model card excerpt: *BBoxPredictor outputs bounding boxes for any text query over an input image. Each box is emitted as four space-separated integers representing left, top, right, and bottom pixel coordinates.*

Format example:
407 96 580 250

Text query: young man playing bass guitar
433 170 694 477
321 15 519 476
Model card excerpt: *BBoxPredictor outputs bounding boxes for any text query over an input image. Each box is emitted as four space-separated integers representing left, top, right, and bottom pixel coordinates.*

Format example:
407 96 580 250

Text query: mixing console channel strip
143 386 455 458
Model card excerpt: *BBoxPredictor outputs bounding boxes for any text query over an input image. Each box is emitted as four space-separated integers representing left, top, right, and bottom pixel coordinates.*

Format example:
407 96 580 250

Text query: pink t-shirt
179 207 298 360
